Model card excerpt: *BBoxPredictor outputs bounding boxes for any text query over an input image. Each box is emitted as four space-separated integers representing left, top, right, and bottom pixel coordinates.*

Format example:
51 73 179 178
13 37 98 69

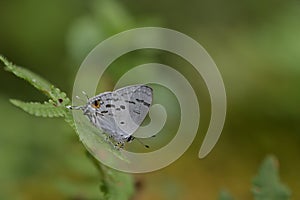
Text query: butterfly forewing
92 92 117 136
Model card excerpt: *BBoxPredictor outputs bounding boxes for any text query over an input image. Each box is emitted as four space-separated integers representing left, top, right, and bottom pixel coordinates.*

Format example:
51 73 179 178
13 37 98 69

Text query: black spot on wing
106 104 115 108
133 110 141 115
136 98 143 103
125 100 136 104
135 98 151 107
120 105 126 109
104 98 119 101
143 102 151 107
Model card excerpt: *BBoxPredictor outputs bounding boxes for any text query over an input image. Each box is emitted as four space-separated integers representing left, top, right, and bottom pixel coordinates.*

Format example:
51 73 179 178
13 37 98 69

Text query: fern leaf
252 155 291 200
10 99 66 117
2 56 127 168
218 190 234 200
88 156 134 200
0 55 70 105
1 56 51 94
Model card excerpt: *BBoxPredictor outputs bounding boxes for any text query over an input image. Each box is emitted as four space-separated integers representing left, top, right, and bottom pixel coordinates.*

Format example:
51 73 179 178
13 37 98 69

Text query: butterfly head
67 96 102 114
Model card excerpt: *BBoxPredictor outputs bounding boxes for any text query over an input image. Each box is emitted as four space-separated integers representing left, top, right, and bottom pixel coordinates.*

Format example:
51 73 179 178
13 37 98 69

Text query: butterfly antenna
82 91 89 100
66 91 90 110
66 93 88 110
75 95 86 104
66 105 84 110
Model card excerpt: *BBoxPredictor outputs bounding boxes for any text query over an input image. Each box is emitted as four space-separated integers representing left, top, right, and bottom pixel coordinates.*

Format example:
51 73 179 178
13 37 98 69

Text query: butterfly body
69 85 153 148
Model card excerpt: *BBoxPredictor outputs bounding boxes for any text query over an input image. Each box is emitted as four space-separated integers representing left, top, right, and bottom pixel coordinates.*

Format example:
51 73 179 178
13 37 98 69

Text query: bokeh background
1 0 300 199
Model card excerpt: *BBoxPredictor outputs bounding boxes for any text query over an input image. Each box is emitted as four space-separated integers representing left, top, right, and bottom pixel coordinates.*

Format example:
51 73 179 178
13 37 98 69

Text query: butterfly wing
94 85 153 141
114 84 153 127
92 92 120 138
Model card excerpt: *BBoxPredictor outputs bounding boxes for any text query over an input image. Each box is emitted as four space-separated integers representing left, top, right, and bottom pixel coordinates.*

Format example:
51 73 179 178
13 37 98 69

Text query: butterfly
68 85 153 148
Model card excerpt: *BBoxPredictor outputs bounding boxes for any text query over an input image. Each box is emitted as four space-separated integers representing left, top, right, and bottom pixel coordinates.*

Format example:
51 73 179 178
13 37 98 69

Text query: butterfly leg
119 141 125 149
105 135 113 141
113 141 125 150
127 135 135 143
113 143 119 149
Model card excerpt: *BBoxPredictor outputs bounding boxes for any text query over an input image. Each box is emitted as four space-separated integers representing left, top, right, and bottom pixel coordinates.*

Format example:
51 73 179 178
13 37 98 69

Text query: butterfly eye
92 100 100 108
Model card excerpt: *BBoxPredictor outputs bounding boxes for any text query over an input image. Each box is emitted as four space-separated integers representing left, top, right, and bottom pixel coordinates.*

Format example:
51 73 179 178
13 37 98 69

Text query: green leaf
1 55 51 92
2 55 132 199
218 190 234 200
88 154 134 200
75 115 127 161
64 111 76 130
252 155 291 200
1 56 125 160
10 99 66 118
100 168 134 200
0 55 70 105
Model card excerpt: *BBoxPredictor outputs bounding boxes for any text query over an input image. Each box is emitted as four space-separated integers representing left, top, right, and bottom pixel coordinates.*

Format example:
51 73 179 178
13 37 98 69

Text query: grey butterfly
68 85 153 148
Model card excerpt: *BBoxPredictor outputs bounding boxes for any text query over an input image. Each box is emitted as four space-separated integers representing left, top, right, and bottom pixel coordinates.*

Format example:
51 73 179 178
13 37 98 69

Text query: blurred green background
1 0 300 199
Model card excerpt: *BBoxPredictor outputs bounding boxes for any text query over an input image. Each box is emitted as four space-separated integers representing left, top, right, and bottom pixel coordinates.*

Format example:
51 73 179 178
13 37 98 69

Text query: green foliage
219 156 291 200
1 55 76 129
98 168 134 200
88 154 134 200
252 156 291 200
1 55 70 104
218 190 234 200
10 99 66 117
0 55 135 200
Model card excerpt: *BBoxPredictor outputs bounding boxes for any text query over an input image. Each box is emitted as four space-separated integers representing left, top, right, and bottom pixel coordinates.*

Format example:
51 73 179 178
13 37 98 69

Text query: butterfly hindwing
115 85 152 125
92 85 153 141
